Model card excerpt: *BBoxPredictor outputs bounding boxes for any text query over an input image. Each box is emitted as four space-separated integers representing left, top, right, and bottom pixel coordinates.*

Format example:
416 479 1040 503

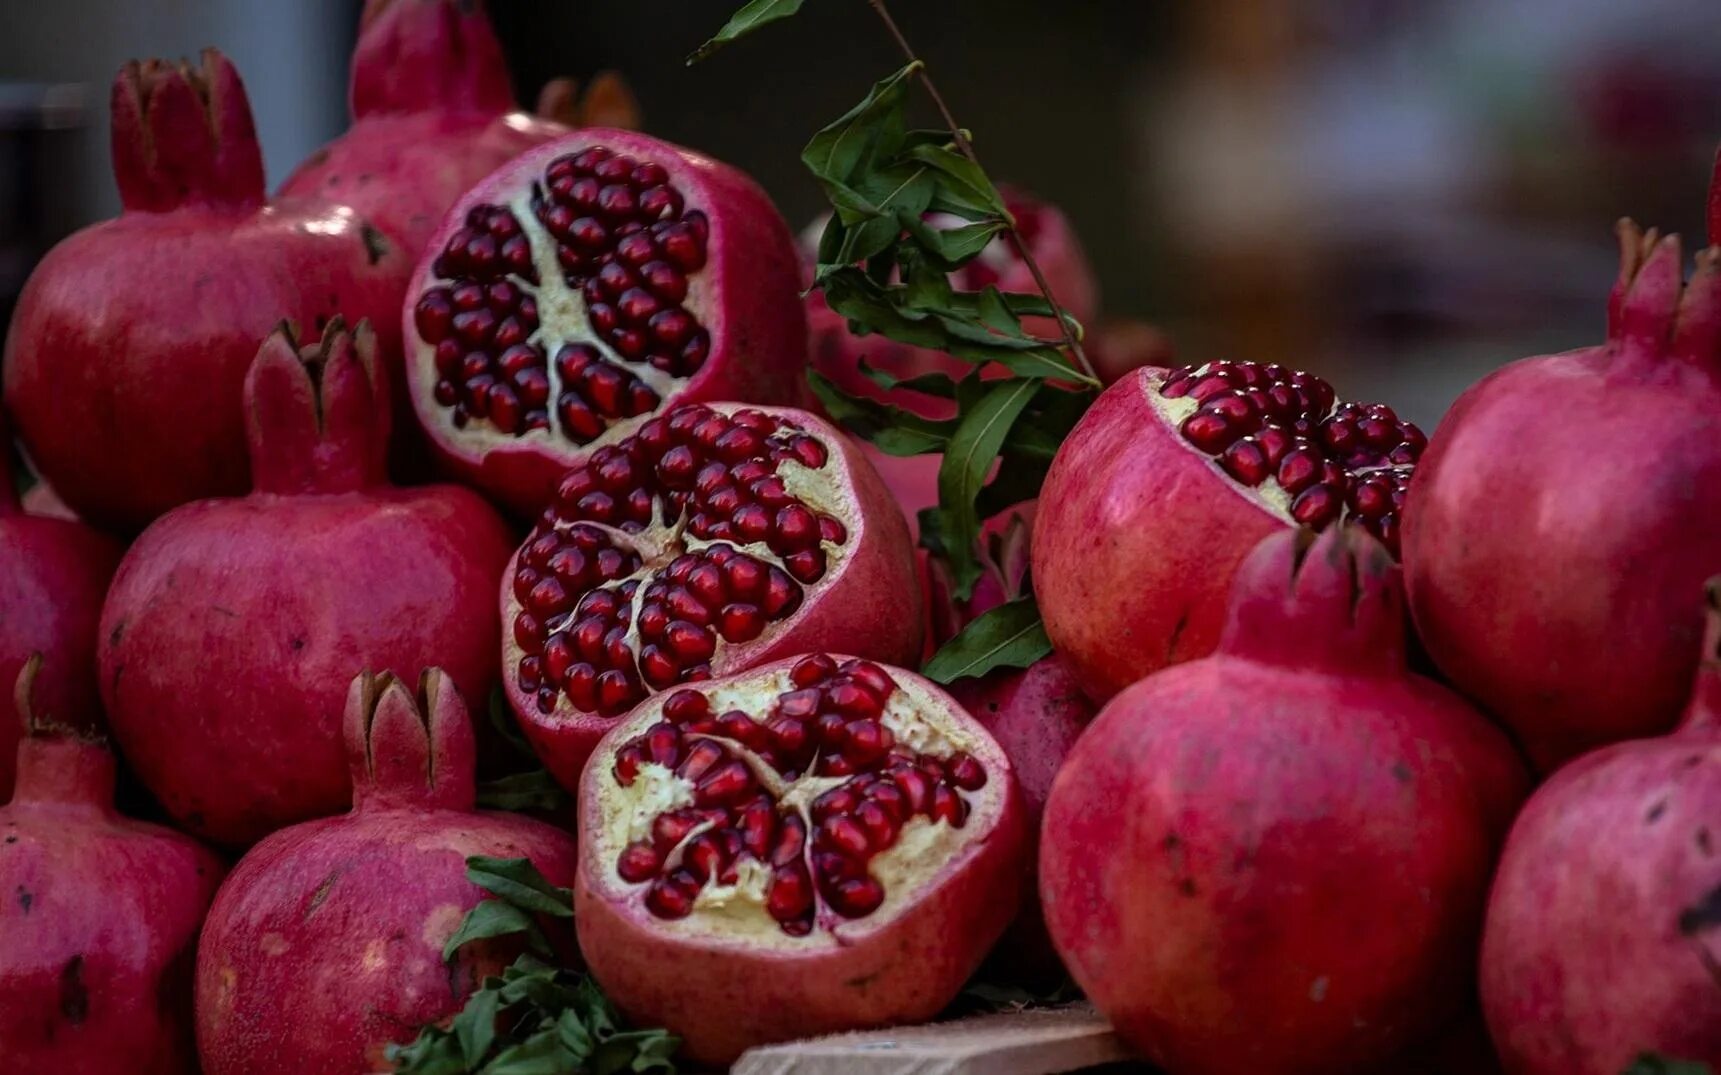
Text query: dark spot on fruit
1161 832 1182 851
211 605 239 618
1646 799 1667 823
1677 884 1721 935
1178 878 1198 897
843 969 884 990
16 886 31 913
303 148 330 168
108 619 126 647
1165 610 1189 662
305 870 340 918
1391 762 1413 784
1685 755 1704 768
1699 828 1713 856
290 635 306 652
361 223 390 265
3 835 15 845
315 314 330 332
59 956 88 1024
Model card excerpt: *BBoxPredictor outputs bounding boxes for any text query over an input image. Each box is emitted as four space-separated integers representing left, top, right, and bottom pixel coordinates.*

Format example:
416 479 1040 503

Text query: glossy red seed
662 689 711 724
767 864 813 922
826 876 885 918
717 603 763 643
617 842 660 882
948 752 987 790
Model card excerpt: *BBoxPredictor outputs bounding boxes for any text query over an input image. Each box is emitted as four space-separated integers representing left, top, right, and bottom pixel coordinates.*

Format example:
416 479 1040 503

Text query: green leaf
475 769 570 813
923 596 1052 682
806 370 954 456
442 899 540 962
1621 1057 1716 1075
936 380 1039 596
466 857 574 919
453 986 503 1064
803 62 920 188
486 686 535 759
900 216 1005 270
974 459 1050 520
905 142 1009 218
480 1029 577 1075
388 1028 466 1075
686 0 805 64
855 359 957 399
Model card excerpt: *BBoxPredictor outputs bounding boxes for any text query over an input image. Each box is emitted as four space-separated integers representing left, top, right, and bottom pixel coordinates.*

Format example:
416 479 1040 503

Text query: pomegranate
1033 361 1426 702
280 0 573 257
2 49 410 533
1040 527 1529 1075
405 130 808 513
1478 579 1721 1074
99 320 513 846
574 653 1026 1066
196 668 580 1074
501 402 922 789
1404 224 1721 772
0 657 225 1073
1 417 122 801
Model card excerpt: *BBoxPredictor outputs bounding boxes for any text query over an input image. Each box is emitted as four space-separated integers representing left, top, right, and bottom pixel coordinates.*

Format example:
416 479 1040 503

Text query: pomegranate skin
1041 527 1528 1075
404 129 809 515
99 322 513 846
196 669 579 1074
0 661 225 1073
2 50 410 533
280 0 569 256
1405 224 1721 771
1478 582 1721 1074
574 655 1028 1067
0 427 122 800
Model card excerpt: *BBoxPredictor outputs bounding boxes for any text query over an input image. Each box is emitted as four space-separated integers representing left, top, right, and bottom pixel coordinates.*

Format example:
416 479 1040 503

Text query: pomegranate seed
1290 485 1342 529
948 753 988 790
777 689 821 720
767 864 813 922
617 842 660 882
820 816 871 858
613 745 644 785
662 689 710 724
770 815 807 866
695 761 753 806
718 603 764 642
766 716 808 754
855 801 898 851
783 549 827 584
893 769 931 813
645 875 696 919
845 662 896 700
664 620 716 662
826 876 885 918
844 720 893 765
930 784 968 826
677 740 724 782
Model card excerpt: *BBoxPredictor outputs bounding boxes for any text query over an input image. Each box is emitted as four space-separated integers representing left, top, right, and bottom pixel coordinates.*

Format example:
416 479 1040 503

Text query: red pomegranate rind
575 654 1026 1066
405 129 808 512
1033 363 1425 702
502 402 923 790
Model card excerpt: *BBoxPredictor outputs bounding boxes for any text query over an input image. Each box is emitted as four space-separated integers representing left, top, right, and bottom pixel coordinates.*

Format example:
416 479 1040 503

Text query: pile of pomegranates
7 5 1721 1070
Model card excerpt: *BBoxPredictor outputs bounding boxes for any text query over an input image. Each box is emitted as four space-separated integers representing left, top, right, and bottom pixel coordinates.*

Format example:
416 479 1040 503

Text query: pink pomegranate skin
1478 582 1721 1074
99 322 513 846
1040 527 1529 1075
0 662 225 1073
1404 225 1721 772
1 50 410 533
196 668 579 1074
405 129 809 515
280 0 568 257
0 419 122 800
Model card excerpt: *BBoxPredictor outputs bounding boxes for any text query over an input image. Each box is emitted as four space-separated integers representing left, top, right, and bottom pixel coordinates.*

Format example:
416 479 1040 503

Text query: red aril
1034 361 1426 702
1 50 410 533
1040 527 1528 1075
99 321 513 845
0 416 122 801
405 131 808 513
196 668 580 1074
502 402 922 788
1478 580 1721 1074
280 0 573 257
0 657 225 1073
574 653 1026 1066
1404 223 1721 771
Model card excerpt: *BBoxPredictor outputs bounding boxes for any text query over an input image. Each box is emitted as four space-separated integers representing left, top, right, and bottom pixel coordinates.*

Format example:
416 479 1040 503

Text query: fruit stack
1 3 1717 1074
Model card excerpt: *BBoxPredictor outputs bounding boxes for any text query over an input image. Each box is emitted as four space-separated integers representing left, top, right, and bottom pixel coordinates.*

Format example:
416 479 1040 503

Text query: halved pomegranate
1034 362 1426 701
405 130 808 512
501 403 922 787
574 653 1026 1066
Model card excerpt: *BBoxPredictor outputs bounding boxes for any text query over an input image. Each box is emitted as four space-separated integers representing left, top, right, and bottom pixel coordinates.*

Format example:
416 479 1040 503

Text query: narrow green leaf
475 769 571 813
923 595 1052 682
465 857 574 919
900 216 1005 270
854 359 957 399
686 0 805 64
905 143 1009 217
442 899 537 962
936 380 1039 596
480 1029 577 1075
802 62 919 187
806 371 952 455
453 986 504 1064
387 1027 466 1075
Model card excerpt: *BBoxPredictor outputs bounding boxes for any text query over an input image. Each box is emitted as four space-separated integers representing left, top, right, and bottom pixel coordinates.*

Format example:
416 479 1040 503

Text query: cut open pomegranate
1034 361 1427 701
405 130 807 512
501 403 922 788
574 653 1025 1066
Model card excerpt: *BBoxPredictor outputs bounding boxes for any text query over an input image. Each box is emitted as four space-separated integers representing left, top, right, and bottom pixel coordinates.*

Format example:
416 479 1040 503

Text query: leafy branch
388 856 678 1074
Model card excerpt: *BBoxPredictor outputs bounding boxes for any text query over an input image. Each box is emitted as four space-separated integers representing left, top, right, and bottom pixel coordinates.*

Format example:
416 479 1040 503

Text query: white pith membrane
587 656 1008 943
1143 361 1425 555
412 143 718 458
509 404 865 718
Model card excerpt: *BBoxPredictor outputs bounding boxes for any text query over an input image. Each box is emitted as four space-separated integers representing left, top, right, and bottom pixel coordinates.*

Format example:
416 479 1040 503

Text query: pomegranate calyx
351 0 515 119
244 318 390 495
1606 221 1721 377
111 48 265 214
344 668 477 812
1218 526 1407 673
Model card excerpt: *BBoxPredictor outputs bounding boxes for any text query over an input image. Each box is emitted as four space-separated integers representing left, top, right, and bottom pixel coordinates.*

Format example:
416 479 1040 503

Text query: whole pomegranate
196 668 580 1074
1404 223 1721 771
2 50 410 533
99 320 513 845
1034 360 1426 702
0 417 122 801
405 130 808 513
0 657 225 1073
502 402 922 789
280 0 572 257
1040 527 1528 1075
574 653 1026 1066
1478 579 1721 1074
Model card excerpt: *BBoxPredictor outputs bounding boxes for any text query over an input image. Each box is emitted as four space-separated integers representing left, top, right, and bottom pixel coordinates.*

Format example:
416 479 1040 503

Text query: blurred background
3 0 1719 429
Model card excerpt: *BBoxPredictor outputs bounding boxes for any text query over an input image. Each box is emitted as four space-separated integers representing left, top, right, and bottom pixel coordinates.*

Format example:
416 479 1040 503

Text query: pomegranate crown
1218 525 1407 673
343 668 477 812
351 0 515 119
1604 221 1721 377
110 48 265 214
8 656 114 810
243 317 390 496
